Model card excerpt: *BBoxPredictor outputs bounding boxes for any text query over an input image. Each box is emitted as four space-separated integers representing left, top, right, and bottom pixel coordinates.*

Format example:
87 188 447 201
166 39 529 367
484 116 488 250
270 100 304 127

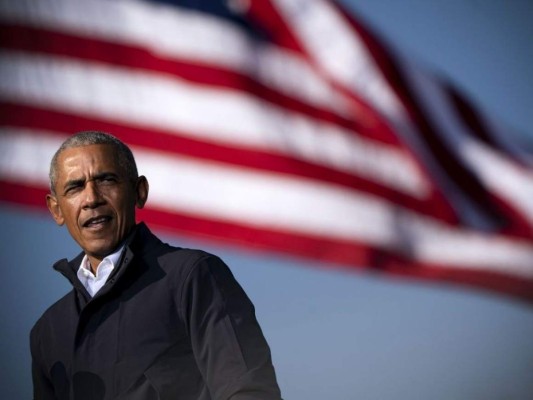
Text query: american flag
1 0 533 302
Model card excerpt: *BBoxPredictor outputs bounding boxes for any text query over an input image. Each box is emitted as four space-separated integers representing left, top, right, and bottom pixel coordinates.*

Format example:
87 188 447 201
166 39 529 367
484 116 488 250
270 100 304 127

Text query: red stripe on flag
0 180 49 208
3 180 531 302
245 0 305 53
134 207 533 303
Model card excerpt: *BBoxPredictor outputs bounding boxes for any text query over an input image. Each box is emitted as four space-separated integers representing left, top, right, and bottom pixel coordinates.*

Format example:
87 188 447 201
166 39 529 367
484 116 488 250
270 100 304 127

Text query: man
31 131 282 400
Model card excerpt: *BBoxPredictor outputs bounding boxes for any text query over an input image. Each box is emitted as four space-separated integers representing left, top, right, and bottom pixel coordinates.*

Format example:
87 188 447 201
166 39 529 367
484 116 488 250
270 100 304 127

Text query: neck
87 255 103 274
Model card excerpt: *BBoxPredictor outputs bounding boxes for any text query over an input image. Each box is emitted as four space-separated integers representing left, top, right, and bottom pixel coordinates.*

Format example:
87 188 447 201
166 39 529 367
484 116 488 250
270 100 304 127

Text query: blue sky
2 1 533 399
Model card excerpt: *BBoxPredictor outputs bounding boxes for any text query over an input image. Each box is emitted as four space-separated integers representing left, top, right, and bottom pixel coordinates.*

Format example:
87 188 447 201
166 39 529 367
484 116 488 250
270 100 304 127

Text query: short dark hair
49 131 138 194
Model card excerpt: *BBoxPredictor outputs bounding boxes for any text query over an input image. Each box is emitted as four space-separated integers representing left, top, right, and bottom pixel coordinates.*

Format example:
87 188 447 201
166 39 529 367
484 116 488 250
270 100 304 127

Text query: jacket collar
53 222 158 295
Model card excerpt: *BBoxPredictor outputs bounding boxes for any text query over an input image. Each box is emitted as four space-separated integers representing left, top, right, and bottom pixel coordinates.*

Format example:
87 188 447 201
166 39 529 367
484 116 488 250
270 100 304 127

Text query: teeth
87 217 107 226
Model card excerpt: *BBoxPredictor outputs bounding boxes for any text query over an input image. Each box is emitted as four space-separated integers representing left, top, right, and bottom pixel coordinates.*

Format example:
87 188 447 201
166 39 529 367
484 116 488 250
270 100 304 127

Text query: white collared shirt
77 245 124 297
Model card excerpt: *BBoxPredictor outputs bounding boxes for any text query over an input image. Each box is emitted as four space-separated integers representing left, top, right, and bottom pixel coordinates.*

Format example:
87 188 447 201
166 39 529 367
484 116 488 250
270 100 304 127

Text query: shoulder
157 246 225 278
134 224 234 287
132 223 220 270
154 246 241 296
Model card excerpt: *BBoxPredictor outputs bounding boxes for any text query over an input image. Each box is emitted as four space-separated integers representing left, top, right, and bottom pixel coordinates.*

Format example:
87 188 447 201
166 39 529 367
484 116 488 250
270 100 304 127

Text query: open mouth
83 216 112 228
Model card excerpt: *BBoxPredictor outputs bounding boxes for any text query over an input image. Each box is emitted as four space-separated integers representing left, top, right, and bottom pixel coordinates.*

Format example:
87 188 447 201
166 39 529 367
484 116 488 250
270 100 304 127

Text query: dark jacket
30 223 281 400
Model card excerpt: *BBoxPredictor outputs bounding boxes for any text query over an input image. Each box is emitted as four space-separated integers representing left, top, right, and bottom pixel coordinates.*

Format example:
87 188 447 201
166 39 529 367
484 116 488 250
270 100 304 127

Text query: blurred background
1 1 533 399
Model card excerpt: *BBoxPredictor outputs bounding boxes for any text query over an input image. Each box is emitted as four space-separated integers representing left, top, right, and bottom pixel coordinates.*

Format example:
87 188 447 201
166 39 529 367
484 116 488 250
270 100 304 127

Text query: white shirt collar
77 245 124 297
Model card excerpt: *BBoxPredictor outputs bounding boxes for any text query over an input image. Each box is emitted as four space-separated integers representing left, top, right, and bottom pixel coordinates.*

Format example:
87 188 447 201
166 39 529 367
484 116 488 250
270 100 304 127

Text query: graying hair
49 131 138 194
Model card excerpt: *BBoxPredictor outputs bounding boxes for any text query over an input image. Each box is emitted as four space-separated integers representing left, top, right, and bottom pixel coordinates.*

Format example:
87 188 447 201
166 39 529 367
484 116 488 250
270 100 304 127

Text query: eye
97 176 118 186
64 183 83 195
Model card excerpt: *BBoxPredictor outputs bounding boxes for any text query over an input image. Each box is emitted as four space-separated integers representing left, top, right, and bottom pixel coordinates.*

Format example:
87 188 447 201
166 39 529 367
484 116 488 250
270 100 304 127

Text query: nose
82 181 105 209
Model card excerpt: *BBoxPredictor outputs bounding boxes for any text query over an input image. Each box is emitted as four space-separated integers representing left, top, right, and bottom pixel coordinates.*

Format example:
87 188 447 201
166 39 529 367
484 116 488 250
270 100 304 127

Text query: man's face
46 144 148 266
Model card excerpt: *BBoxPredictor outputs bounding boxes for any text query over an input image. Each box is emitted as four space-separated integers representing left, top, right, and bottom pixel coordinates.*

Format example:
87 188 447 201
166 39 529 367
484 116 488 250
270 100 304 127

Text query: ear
135 176 149 209
46 193 65 226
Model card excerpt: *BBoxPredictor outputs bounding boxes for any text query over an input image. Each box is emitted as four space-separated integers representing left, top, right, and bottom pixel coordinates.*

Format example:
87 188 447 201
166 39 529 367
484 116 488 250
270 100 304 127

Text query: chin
84 240 119 259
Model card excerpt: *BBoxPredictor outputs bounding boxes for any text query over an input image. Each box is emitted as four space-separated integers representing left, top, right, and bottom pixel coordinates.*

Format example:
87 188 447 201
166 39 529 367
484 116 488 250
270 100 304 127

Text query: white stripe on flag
271 0 405 120
0 129 61 186
465 141 533 225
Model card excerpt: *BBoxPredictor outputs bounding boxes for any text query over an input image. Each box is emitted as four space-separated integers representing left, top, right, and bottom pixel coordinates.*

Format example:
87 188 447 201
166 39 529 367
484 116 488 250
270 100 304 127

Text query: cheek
111 195 136 219
58 201 77 223
63 210 80 229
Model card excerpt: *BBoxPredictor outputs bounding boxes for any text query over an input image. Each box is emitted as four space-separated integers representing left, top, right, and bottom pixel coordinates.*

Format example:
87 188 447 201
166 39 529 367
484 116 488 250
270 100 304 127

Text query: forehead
56 144 122 178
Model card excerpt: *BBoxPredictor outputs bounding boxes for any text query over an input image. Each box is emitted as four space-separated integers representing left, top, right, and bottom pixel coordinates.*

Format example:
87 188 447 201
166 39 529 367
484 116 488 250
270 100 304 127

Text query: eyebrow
94 172 120 181
62 172 120 191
